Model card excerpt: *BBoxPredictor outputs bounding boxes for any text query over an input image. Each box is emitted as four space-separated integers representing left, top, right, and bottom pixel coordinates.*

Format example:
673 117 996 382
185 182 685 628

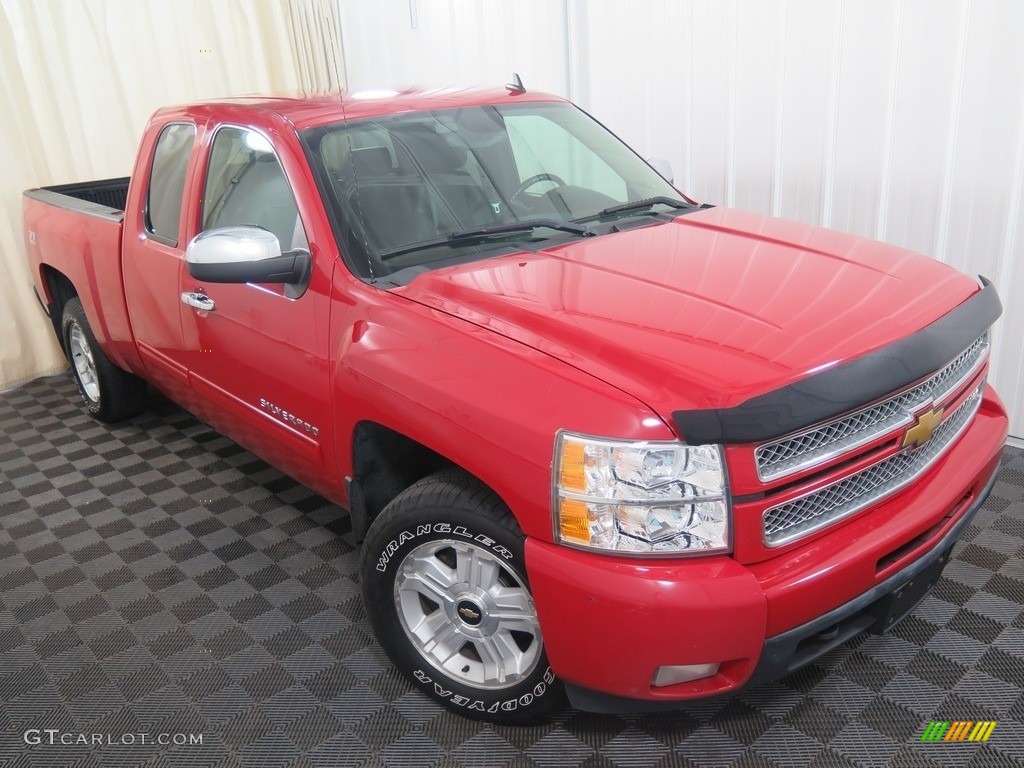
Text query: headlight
553 432 730 555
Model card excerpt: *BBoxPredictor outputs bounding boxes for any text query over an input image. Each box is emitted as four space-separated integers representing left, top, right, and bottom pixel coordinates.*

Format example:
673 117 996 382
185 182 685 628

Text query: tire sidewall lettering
376 524 513 572
360 474 565 722
413 667 555 711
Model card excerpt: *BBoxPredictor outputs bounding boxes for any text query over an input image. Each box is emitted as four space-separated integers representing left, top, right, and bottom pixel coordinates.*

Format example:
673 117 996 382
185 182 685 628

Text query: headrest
319 131 350 174
391 123 468 174
319 134 395 177
351 146 394 176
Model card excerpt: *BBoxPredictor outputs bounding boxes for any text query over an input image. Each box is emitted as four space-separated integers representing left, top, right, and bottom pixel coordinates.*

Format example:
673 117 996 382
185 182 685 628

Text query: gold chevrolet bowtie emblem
902 407 945 450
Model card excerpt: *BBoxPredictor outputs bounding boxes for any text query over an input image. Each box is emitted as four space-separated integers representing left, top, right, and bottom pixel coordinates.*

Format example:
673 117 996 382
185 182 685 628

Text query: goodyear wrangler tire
61 298 147 423
361 468 564 724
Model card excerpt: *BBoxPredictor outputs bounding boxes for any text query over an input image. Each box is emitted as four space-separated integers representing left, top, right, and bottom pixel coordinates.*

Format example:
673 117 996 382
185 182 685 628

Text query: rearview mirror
185 226 310 284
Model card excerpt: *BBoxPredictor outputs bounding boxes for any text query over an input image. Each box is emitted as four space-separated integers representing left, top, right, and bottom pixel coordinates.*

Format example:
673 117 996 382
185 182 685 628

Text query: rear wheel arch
41 265 78 356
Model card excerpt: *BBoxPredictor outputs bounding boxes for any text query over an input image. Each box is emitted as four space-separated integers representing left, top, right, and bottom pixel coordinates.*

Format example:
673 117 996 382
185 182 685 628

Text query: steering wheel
510 173 567 204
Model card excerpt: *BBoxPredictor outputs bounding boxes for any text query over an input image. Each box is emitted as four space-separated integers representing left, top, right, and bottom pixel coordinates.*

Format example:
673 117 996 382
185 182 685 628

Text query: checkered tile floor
1 374 1022 768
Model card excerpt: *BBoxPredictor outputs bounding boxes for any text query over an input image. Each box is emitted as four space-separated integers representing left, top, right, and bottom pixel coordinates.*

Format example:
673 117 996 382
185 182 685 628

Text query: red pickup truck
23 86 1008 723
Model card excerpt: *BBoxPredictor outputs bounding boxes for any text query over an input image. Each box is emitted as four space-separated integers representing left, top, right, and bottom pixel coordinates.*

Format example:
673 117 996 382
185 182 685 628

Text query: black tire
61 297 147 423
361 468 565 724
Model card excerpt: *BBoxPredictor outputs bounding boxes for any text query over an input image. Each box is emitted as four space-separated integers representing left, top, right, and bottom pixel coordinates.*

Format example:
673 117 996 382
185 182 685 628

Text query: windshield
302 101 688 279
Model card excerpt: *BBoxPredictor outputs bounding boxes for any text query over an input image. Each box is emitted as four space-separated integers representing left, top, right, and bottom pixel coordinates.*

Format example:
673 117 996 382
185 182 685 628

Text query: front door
177 123 336 497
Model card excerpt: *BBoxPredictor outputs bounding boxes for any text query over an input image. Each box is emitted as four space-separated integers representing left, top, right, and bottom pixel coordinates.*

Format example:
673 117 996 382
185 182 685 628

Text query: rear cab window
146 123 196 246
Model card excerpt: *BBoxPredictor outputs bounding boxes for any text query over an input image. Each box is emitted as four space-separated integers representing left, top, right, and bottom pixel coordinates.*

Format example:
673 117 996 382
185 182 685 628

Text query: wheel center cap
456 599 483 626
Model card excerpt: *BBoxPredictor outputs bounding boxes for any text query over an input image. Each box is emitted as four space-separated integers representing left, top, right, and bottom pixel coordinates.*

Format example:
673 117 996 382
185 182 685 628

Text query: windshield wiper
581 196 693 222
379 218 594 259
450 218 594 240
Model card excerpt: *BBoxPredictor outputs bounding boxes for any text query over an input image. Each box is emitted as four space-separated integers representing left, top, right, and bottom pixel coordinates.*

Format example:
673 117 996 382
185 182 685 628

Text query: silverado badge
259 398 320 437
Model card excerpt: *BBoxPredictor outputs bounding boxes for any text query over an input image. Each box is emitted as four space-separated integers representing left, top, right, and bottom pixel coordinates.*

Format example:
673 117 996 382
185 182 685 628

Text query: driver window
202 127 308 253
504 114 627 203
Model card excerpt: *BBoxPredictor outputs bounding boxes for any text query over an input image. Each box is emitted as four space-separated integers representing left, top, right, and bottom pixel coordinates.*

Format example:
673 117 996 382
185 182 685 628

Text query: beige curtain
0 0 346 391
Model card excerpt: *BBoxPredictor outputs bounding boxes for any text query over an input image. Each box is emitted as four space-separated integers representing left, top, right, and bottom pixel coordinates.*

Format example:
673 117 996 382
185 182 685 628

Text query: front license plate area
870 548 952 633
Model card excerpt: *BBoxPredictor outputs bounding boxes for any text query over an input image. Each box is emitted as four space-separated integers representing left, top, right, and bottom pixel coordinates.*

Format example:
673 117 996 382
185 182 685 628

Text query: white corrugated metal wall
340 0 1023 440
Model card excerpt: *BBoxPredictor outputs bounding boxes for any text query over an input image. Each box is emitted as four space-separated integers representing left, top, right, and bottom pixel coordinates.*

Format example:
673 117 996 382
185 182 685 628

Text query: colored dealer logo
902 407 945 450
920 720 997 742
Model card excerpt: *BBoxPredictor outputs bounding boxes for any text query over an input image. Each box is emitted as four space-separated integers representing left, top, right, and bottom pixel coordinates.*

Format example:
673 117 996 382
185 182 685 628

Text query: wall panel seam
821 0 845 228
876 0 905 241
935 0 972 266
770 0 788 218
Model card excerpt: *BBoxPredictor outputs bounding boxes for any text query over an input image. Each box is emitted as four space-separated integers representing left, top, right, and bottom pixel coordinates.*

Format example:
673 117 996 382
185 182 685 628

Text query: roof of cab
154 87 567 131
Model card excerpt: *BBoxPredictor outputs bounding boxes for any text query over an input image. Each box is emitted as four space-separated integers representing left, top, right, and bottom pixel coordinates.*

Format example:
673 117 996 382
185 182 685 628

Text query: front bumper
525 397 1007 713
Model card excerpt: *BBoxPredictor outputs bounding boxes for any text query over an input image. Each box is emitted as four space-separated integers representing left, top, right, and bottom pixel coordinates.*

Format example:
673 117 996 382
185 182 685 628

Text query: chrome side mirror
185 226 310 284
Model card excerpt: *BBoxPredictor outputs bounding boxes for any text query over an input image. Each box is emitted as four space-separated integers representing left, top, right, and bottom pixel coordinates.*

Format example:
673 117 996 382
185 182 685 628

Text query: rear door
177 123 337 496
122 120 198 399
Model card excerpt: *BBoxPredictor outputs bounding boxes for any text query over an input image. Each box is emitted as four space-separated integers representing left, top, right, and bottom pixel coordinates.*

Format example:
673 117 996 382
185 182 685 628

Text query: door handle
181 292 216 312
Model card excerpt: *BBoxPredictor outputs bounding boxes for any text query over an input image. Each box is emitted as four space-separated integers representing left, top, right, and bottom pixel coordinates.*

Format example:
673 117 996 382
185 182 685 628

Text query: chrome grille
755 334 989 482
762 382 984 547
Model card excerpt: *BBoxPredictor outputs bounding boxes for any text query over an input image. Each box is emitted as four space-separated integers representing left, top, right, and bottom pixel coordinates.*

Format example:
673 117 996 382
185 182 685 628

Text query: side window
146 123 196 245
202 127 307 252
504 114 627 202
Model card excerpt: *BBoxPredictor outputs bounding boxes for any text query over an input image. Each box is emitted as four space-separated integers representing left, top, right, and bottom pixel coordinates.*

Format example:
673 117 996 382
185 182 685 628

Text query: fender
328 266 673 541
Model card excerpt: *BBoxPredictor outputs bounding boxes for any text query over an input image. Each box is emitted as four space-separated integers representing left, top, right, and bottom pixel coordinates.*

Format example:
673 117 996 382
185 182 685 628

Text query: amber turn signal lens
559 499 590 544
559 439 587 492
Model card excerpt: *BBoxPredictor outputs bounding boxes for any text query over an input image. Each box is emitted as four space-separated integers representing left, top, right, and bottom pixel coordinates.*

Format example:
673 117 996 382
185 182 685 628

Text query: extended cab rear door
122 119 198 401
177 120 338 498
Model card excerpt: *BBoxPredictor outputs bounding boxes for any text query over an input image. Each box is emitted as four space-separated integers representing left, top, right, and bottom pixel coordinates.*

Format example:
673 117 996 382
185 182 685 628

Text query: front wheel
360 469 564 724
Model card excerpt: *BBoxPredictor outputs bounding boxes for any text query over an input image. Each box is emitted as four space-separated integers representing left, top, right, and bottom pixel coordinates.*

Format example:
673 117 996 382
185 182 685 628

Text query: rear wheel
361 468 564 724
61 297 147 422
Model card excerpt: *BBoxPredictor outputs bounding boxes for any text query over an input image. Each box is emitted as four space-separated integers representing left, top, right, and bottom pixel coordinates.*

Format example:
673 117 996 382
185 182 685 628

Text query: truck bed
25 176 130 220
23 176 141 375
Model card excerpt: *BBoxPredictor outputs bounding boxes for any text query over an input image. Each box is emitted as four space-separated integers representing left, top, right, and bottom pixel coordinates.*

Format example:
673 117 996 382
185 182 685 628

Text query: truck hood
394 207 979 428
